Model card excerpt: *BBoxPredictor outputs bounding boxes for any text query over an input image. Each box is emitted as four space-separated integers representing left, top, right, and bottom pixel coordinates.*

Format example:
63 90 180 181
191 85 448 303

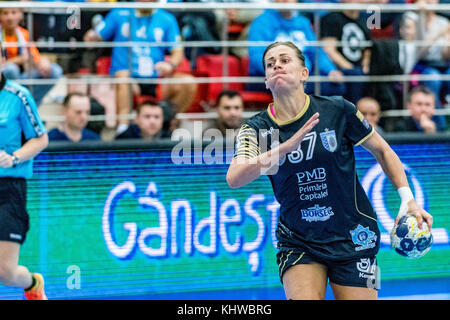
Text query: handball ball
390 215 433 259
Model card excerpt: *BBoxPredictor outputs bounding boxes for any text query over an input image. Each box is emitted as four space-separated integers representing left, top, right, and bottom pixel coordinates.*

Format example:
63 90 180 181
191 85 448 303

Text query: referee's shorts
0 178 29 244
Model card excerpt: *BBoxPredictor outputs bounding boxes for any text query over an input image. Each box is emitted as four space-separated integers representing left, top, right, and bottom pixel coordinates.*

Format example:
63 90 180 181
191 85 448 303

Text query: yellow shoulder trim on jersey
267 95 310 126
356 110 365 122
354 127 375 146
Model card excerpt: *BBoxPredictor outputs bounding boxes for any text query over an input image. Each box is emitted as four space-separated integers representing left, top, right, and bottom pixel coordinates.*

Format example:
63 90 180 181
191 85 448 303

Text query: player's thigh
282 263 328 300
330 282 377 300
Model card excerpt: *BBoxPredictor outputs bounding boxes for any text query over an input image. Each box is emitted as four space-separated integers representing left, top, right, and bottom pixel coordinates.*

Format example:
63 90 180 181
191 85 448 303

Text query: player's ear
300 67 309 83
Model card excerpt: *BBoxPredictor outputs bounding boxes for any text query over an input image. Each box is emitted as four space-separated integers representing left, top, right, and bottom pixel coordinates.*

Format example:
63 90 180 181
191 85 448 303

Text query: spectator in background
0 5 63 107
413 0 450 109
357 97 384 135
205 90 244 139
398 11 420 75
115 100 166 140
48 93 101 142
214 0 269 58
395 86 447 133
168 0 221 64
320 0 371 104
84 0 197 134
247 0 345 96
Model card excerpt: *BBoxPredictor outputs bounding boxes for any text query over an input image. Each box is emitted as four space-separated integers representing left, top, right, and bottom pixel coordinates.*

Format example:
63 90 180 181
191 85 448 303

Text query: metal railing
1 1 449 122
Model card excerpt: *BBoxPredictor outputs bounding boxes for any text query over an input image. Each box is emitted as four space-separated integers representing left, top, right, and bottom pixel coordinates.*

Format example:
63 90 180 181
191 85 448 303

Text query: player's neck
272 91 307 122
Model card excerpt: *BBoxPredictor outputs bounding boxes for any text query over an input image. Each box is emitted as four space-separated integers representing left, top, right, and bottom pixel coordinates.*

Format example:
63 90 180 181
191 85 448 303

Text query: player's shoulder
309 94 347 111
244 109 272 131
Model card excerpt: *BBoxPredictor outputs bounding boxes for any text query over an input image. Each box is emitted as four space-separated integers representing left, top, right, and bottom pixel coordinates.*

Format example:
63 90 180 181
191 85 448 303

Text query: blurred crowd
0 0 449 143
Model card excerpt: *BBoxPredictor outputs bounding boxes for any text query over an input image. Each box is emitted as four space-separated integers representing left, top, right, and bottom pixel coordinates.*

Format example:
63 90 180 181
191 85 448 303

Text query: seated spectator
394 86 447 133
204 90 244 139
169 0 221 63
398 11 420 75
357 97 385 135
247 0 345 96
214 0 269 58
360 0 408 39
48 93 101 142
84 0 197 134
413 0 450 109
0 5 63 107
320 0 372 104
115 100 166 141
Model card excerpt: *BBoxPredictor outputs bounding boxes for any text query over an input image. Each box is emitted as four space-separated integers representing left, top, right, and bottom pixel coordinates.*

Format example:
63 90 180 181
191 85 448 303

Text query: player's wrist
398 186 414 203
397 186 414 217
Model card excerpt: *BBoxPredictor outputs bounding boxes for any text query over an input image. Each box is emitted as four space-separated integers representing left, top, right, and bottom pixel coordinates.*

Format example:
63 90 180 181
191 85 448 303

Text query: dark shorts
276 221 380 290
276 247 380 290
138 83 157 98
0 178 29 244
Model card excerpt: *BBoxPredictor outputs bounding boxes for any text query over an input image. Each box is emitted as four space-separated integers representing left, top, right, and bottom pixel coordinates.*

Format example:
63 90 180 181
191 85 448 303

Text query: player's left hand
0 151 13 169
395 199 433 231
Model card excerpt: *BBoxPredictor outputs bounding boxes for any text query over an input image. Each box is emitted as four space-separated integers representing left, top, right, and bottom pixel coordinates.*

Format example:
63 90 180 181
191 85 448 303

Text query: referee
227 41 433 300
0 41 49 299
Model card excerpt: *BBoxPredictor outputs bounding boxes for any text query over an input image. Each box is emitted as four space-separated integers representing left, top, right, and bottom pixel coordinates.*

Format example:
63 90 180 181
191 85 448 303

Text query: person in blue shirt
84 0 197 134
0 41 49 300
247 0 345 96
48 92 101 142
115 99 168 140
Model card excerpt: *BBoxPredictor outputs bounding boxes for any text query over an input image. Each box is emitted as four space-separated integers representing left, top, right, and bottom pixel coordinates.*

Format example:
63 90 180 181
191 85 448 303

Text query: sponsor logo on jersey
300 204 334 222
320 129 337 152
350 224 377 251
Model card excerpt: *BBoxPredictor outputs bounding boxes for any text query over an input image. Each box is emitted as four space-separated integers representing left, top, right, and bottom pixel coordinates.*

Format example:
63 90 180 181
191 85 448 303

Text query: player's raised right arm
227 113 319 188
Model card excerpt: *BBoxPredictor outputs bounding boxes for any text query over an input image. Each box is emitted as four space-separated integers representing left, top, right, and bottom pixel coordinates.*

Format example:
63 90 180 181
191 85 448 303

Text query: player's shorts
276 223 380 290
0 178 29 244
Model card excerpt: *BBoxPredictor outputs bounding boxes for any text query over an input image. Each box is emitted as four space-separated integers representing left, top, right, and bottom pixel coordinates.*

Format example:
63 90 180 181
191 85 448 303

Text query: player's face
357 100 380 127
217 96 244 129
136 105 163 138
0 8 23 31
64 96 91 131
407 92 435 121
264 45 308 94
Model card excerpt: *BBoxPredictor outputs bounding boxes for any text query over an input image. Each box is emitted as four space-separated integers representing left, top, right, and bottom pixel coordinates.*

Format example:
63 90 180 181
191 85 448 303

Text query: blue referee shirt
0 75 47 179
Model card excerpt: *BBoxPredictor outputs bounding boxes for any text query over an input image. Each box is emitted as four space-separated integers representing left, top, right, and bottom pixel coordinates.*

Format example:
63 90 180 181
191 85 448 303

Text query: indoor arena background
0 1 449 300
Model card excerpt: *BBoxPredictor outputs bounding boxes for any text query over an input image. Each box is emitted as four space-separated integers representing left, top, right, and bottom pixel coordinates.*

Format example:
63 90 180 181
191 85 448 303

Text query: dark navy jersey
234 95 380 261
